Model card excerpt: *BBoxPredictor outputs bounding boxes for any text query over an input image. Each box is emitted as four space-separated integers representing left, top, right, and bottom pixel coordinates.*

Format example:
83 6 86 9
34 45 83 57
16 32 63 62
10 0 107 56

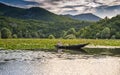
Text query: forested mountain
64 13 101 21
76 15 120 39
0 2 94 39
0 15 119 39
0 3 73 22
0 2 119 39
0 16 92 38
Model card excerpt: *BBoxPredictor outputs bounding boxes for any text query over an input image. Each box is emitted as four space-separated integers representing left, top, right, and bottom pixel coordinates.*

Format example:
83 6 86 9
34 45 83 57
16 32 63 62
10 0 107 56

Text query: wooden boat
55 43 89 50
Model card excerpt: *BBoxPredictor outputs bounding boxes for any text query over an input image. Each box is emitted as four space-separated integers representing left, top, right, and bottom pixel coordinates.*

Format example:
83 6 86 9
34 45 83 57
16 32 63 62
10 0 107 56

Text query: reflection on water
84 48 120 55
0 61 46 75
0 58 120 75
64 48 120 55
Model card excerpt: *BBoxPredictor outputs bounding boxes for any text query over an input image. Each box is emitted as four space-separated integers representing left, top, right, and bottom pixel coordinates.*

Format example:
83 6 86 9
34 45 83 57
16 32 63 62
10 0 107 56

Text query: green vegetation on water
0 39 120 50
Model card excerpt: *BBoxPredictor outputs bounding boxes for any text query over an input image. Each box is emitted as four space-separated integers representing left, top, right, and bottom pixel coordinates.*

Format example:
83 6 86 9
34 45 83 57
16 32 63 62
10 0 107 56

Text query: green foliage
111 35 116 39
0 39 120 50
17 31 23 38
48 34 55 39
0 3 74 22
12 34 17 38
1 27 12 38
67 28 76 35
0 16 91 38
31 32 39 38
0 3 120 39
0 3 96 39
101 27 111 39
115 32 120 39
64 34 76 39
0 31 1 38
78 15 120 39
61 28 78 39
61 31 67 38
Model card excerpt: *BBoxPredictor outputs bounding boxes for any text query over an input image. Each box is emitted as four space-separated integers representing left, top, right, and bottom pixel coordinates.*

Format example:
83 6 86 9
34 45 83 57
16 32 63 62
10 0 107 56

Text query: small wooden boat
55 43 89 50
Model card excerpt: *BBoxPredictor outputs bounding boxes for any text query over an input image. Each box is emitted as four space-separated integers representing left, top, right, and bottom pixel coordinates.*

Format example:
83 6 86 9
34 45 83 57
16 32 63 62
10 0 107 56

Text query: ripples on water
0 48 120 75
84 48 120 55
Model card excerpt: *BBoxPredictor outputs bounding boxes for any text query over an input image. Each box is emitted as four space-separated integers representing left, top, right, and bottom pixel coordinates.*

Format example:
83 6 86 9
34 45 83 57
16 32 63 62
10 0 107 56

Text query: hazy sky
0 0 120 18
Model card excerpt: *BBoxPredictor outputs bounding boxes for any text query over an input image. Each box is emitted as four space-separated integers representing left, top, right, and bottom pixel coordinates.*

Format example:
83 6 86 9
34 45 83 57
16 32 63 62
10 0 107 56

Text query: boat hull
55 43 89 50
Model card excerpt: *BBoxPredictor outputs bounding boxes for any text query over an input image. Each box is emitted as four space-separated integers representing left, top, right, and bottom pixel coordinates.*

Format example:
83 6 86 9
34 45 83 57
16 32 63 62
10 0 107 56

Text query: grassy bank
0 39 120 50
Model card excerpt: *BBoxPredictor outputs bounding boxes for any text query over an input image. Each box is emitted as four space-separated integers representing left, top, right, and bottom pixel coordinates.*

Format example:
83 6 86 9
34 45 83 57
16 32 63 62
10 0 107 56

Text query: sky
0 0 120 18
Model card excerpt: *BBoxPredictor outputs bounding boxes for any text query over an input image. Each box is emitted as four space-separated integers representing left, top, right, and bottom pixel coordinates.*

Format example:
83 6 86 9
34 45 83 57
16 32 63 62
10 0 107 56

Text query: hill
0 3 73 22
95 5 120 18
0 3 93 39
0 16 92 38
77 15 120 39
64 13 101 21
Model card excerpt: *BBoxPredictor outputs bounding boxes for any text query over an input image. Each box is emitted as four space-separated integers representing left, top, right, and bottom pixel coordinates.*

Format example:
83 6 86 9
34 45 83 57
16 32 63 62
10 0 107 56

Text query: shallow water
84 48 120 55
0 61 46 75
0 50 120 75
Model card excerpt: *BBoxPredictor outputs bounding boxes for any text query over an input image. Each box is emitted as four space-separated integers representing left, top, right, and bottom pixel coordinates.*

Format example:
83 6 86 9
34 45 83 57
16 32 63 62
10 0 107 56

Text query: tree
0 31 1 38
1 28 12 39
17 31 23 38
101 27 111 39
115 32 120 39
31 32 39 38
48 34 55 39
12 34 17 38
111 35 116 39
64 34 76 39
104 16 109 21
23 31 32 38
61 31 67 38
96 32 101 39
67 28 76 35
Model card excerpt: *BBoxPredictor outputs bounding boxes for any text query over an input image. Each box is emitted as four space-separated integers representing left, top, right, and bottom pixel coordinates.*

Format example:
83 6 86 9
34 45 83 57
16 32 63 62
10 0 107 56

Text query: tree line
60 15 120 39
0 16 92 39
0 15 120 39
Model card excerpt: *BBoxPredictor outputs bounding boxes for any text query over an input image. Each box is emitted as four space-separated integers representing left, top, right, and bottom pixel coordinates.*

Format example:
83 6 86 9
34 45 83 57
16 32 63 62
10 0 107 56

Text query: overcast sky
0 0 120 18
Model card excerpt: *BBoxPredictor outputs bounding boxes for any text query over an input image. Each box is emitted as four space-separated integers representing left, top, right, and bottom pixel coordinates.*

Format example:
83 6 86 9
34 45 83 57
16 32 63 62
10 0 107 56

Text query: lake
0 48 120 75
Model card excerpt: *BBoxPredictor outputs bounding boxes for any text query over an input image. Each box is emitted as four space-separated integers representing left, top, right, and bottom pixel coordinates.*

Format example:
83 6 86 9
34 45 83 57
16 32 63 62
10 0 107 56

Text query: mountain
78 15 120 39
0 15 92 38
95 5 120 18
64 13 101 21
0 3 73 21
0 3 93 38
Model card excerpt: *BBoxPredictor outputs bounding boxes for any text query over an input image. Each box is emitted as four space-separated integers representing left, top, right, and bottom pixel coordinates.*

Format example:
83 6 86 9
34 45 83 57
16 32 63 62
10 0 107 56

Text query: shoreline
0 50 119 61
84 45 120 49
0 50 110 61
0 45 120 50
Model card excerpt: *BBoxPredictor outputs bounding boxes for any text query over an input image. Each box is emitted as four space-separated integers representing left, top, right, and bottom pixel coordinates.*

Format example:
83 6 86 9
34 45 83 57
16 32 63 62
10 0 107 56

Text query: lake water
84 48 120 55
0 49 120 75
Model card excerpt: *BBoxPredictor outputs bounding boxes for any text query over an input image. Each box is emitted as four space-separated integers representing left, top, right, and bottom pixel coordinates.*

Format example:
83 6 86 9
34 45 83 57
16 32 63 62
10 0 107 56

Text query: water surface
0 49 120 75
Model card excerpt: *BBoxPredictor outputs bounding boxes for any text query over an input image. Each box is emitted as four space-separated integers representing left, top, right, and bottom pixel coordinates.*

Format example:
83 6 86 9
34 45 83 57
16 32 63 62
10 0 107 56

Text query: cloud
94 5 120 18
0 0 120 17
0 0 41 8
22 0 120 15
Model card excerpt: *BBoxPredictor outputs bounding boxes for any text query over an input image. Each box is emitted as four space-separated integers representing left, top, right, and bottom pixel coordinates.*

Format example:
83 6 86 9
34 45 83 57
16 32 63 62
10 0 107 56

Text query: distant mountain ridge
64 13 101 21
95 5 120 18
0 2 73 21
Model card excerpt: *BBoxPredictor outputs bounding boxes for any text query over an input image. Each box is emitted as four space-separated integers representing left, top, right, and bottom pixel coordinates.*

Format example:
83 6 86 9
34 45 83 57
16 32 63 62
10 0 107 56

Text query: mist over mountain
95 5 120 18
